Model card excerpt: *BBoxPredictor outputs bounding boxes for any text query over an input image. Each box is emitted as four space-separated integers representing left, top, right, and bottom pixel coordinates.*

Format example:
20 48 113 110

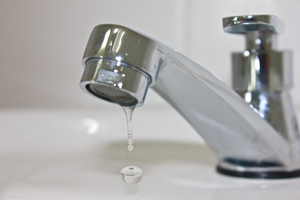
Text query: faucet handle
223 14 279 51
223 15 278 34
223 15 292 92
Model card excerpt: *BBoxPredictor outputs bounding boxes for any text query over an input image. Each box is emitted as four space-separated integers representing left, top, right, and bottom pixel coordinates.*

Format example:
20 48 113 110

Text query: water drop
120 166 144 184
128 138 133 145
127 145 134 151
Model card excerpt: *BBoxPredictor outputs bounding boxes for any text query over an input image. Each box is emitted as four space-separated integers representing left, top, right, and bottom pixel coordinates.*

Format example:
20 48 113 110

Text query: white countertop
1 107 300 200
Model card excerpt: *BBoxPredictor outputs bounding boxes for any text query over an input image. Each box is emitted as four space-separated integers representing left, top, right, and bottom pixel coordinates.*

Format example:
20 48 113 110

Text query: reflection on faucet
80 15 300 179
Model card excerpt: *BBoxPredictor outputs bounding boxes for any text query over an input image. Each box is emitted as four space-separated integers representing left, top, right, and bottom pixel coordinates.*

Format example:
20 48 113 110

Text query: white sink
1 108 300 199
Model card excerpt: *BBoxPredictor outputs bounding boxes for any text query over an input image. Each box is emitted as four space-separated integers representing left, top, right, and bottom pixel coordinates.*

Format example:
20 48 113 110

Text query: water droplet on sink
120 166 144 184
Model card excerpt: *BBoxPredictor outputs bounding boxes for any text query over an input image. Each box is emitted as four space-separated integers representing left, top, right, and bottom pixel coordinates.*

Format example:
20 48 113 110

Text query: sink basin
1 107 300 199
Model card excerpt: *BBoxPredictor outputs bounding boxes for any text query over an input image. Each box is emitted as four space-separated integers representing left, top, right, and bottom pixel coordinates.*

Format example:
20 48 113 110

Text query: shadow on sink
98 141 217 172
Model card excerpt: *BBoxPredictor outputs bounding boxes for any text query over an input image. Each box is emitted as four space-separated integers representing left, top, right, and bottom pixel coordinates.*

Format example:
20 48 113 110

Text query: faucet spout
80 24 300 179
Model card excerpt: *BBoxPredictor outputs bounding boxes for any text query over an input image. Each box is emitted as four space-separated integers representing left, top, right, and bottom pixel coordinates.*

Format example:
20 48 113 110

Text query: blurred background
0 0 300 111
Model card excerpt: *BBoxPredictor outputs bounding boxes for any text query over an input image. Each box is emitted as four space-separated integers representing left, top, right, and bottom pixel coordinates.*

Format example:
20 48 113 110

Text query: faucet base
217 159 300 179
217 166 300 179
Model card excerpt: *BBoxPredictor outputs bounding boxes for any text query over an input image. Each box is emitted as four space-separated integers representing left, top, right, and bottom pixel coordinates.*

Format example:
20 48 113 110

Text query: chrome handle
222 14 292 92
222 15 278 34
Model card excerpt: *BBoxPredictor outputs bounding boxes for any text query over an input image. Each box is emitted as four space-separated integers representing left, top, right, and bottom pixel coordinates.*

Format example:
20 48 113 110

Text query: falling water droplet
128 138 133 145
127 145 134 151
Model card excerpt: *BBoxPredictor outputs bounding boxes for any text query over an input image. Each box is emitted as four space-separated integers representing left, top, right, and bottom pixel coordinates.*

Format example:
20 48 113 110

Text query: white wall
0 0 300 110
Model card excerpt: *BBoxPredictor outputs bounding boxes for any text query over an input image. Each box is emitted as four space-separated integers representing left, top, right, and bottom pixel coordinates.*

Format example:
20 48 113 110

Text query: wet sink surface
1 108 300 200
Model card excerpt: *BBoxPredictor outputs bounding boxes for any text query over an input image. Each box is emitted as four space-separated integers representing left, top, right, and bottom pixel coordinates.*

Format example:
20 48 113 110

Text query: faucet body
80 16 300 178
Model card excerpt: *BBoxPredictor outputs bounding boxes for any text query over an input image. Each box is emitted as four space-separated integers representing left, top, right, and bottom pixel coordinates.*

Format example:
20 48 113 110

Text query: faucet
80 15 300 179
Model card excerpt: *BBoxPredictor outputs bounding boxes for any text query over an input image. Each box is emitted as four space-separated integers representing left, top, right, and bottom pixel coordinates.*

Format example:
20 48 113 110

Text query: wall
0 0 299 110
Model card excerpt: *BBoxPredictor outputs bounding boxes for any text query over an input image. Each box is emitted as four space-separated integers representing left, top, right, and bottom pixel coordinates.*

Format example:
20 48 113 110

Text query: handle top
223 15 278 34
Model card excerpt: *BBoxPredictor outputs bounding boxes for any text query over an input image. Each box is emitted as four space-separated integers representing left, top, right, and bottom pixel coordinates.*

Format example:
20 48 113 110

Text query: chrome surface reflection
222 15 300 177
80 15 300 178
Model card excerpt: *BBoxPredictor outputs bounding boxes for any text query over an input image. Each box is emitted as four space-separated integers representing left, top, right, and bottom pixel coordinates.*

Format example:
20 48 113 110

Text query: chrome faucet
80 15 300 179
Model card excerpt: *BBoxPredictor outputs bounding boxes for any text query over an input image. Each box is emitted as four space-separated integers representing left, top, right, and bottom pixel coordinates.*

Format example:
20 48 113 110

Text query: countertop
1 107 300 200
